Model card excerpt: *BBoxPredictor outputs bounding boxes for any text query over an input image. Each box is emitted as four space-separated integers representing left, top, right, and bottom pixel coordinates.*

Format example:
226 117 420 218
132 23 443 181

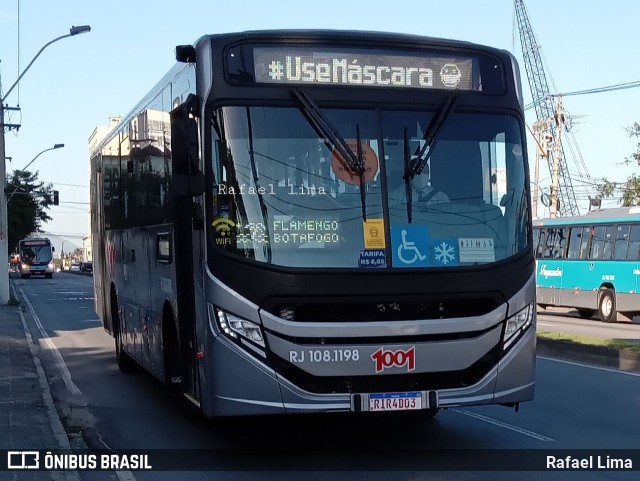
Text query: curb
537 338 640 373
10 282 82 481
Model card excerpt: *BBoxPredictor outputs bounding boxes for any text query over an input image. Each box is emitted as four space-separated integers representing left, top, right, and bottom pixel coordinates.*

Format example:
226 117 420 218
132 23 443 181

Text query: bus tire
45 273 53 279
21 274 30 279
598 289 617 323
112 296 135 372
577 309 595 319
162 308 181 392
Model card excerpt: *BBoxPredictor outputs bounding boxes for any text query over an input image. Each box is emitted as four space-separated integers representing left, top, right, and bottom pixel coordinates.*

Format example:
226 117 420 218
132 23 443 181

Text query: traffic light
53 190 59 205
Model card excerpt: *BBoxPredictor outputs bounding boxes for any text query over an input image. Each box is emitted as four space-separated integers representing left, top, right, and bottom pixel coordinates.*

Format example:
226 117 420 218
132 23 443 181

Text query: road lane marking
94 428 138 481
17 285 82 395
538 356 640 377
46 297 94 301
17 283 136 481
452 409 556 442
538 322 554 327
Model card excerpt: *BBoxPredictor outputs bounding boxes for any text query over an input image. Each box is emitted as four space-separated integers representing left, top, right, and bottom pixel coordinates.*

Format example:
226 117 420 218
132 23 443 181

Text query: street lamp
2 26 91 101
0 25 91 305
6 143 65 203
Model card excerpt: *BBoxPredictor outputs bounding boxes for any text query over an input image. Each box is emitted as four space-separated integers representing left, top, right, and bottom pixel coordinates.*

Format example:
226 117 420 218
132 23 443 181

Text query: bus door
91 153 106 328
170 97 204 401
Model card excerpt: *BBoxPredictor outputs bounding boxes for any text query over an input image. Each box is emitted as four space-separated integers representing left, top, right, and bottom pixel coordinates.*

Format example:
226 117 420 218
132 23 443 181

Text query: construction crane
514 0 583 217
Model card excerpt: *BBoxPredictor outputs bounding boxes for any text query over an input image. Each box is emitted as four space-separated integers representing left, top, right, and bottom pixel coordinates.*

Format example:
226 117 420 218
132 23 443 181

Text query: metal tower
514 0 580 216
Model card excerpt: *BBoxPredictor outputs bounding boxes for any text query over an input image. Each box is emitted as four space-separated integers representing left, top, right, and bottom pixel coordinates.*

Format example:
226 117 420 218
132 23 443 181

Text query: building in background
87 116 121 264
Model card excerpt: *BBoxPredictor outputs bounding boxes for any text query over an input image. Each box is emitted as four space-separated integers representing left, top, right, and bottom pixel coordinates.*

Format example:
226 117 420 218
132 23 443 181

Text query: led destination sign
253 47 476 90
233 216 340 249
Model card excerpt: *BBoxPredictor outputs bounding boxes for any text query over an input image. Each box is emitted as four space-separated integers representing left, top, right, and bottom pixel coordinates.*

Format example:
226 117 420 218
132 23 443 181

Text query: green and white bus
90 30 536 418
534 207 640 322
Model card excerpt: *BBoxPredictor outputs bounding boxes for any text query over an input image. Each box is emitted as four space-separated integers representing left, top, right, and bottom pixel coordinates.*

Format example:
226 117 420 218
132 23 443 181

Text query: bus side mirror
171 94 204 197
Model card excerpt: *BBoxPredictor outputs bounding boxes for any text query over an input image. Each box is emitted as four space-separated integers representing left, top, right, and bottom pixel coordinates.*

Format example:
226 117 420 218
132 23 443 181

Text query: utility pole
549 96 565 218
0 100 8 304
0 25 91 304
515 0 581 216
532 119 551 218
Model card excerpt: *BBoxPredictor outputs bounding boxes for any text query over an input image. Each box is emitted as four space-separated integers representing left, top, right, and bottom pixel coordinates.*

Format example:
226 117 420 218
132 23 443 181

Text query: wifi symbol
212 218 236 236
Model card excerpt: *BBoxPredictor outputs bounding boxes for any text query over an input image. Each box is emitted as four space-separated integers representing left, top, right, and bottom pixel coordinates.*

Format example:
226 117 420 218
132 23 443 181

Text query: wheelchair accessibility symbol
391 226 430 268
398 230 427 264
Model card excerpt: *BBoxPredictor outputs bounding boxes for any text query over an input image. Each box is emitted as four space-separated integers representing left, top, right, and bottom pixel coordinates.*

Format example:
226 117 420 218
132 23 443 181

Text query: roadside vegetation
537 331 640 352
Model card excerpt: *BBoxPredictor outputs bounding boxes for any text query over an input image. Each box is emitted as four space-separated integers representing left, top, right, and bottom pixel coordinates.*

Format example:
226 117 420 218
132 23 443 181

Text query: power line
49 182 89 188
554 80 640 98
525 79 640 110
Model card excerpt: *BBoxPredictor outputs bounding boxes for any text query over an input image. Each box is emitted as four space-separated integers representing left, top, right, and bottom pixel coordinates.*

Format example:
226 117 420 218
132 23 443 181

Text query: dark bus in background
90 30 535 418
18 237 55 279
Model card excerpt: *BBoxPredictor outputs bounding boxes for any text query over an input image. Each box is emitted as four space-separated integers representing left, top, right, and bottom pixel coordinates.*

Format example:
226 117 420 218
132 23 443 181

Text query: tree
596 123 640 206
6 170 54 252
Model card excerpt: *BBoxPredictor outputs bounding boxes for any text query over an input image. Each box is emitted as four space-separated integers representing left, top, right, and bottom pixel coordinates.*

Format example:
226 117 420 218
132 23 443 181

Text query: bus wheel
163 310 181 392
598 289 617 323
577 309 595 319
112 300 135 372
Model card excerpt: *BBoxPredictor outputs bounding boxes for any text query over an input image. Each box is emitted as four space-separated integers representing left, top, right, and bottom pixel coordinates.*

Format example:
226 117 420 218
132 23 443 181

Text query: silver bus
90 30 536 418
18 237 55 279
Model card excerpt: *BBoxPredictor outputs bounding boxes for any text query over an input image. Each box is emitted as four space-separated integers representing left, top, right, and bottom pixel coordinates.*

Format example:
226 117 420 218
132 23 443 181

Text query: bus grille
270 349 499 394
267 296 499 322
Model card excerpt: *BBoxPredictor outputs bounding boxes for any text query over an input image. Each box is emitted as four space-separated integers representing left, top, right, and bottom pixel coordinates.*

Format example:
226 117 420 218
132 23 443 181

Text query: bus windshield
209 106 529 268
20 241 53 265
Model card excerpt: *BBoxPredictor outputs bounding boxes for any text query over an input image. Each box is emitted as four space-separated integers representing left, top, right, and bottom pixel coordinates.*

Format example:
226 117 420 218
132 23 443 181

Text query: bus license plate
369 392 422 412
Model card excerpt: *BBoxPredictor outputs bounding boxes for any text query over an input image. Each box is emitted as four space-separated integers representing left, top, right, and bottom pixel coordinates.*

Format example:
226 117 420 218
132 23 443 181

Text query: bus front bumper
202 326 535 417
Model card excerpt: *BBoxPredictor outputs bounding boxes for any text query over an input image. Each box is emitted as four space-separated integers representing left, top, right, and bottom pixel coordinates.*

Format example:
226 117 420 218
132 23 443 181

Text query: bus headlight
503 302 534 350
21 264 29 270
208 304 265 348
48 263 54 269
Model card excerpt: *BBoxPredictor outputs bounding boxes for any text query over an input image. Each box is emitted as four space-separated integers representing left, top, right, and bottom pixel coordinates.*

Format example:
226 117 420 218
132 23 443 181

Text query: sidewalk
0 289 71 480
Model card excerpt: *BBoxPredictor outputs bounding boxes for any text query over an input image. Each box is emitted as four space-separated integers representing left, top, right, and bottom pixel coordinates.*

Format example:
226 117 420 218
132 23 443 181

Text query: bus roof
198 29 508 55
533 207 640 227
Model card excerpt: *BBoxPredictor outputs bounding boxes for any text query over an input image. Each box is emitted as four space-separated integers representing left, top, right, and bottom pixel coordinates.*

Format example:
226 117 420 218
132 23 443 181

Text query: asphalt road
537 306 640 342
11 273 640 480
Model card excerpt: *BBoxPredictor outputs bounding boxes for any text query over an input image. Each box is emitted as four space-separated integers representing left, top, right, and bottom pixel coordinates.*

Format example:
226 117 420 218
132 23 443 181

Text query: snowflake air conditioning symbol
433 241 456 265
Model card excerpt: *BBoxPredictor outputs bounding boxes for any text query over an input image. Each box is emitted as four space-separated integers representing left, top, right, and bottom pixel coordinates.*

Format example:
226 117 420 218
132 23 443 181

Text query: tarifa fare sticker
330 140 379 185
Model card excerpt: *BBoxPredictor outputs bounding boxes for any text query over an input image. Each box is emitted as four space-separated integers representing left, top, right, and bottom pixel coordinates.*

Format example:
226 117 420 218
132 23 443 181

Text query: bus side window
535 229 546 258
602 225 615 259
541 228 556 259
627 225 640 260
553 227 567 258
567 227 581 259
613 224 631 260
589 226 605 259
566 226 590 259
532 228 541 255
578 226 591 259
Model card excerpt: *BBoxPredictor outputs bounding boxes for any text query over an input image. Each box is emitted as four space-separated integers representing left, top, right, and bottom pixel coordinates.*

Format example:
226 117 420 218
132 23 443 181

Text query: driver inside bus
388 162 449 206
22 248 35 264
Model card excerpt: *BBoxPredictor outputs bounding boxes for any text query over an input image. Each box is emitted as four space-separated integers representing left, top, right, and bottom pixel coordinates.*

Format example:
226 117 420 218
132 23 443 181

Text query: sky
1 0 639 242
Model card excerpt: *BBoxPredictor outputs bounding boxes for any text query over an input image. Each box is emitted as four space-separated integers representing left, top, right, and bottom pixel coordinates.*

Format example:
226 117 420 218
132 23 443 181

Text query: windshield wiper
292 88 367 220
409 93 458 178
403 93 457 223
403 127 414 223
